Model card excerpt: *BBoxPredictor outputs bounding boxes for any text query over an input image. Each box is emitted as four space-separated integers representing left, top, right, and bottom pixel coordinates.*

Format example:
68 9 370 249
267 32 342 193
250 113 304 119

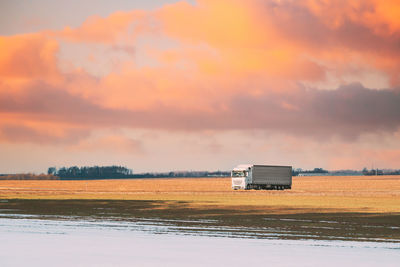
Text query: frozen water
0 217 400 266
0 217 399 267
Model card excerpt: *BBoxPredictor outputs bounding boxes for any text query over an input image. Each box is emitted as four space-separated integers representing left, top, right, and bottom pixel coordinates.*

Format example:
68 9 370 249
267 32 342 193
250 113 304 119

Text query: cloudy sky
1 0 399 173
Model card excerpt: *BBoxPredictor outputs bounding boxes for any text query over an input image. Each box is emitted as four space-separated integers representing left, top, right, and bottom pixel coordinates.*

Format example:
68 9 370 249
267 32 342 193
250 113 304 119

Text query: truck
231 164 292 190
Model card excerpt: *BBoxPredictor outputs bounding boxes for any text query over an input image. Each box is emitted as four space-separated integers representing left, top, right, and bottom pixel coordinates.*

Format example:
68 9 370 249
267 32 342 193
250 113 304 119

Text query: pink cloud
57 10 148 44
72 135 144 154
1 0 399 153
0 33 60 81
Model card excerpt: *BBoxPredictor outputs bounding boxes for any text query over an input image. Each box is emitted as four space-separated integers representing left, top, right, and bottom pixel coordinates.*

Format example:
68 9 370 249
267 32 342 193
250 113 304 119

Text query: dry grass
1 176 399 214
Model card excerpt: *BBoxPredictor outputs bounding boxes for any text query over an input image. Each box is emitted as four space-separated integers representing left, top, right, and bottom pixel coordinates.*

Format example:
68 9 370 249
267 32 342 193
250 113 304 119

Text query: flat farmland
1 176 400 242
1 176 399 213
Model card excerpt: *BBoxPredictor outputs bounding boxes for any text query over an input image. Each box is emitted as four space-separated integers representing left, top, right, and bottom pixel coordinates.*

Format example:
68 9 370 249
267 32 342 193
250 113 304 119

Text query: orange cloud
1 0 400 148
40 0 400 86
58 10 148 44
292 0 400 85
0 33 60 84
72 135 144 154
157 0 269 49
304 0 400 35
0 120 90 145
154 0 327 82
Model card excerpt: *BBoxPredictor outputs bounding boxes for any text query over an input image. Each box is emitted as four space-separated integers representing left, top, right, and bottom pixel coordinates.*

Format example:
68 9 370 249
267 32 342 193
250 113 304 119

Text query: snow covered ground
0 217 399 267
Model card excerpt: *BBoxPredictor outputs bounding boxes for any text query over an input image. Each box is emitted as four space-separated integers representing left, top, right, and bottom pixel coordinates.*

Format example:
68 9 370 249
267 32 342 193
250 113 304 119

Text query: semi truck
231 164 292 190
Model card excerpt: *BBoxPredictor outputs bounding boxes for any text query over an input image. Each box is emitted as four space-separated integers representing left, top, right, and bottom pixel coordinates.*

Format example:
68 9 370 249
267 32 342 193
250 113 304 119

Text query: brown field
1 176 399 214
1 176 399 242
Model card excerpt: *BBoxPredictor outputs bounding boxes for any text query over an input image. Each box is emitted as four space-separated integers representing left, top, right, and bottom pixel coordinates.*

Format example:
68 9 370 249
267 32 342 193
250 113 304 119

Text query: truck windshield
232 171 245 177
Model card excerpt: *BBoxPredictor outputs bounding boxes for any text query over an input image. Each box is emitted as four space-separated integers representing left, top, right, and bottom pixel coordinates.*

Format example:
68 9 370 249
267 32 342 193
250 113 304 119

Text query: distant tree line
0 173 58 180
131 171 230 179
362 168 382 176
47 166 230 180
292 167 400 176
384 170 400 175
48 166 133 179
2 166 398 180
292 168 328 176
360 168 396 176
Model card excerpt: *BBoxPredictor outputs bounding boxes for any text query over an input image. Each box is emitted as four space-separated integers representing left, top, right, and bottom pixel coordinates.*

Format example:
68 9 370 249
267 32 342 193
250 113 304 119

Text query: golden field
1 176 399 214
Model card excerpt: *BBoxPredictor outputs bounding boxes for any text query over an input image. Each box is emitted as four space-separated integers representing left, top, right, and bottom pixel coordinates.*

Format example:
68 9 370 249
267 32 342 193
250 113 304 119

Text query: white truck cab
231 164 252 190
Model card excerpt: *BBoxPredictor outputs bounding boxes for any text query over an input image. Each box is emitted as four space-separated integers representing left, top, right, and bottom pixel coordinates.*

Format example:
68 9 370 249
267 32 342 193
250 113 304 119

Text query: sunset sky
1 0 400 173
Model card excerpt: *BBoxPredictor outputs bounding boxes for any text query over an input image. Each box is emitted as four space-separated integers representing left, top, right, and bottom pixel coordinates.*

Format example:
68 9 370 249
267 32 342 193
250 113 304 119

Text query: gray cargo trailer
231 164 292 190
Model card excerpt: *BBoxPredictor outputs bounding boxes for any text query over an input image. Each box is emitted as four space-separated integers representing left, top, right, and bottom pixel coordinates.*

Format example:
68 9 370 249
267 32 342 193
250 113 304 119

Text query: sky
1 0 400 173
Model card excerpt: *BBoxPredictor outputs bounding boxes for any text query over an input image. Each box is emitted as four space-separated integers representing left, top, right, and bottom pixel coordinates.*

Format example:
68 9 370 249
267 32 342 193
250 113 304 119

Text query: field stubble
0 176 399 214
1 176 400 242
